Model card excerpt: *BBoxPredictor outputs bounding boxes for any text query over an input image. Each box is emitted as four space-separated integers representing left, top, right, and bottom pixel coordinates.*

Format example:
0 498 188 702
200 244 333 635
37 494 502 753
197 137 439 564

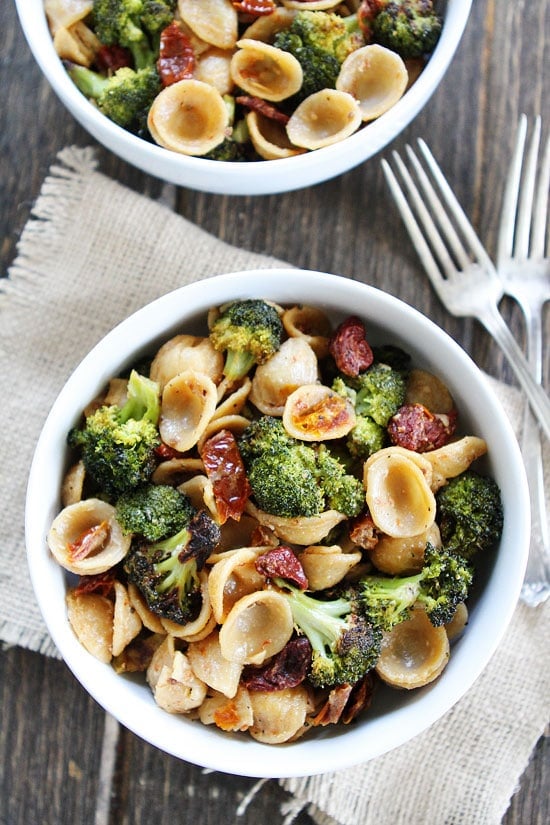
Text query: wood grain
1 1 548 822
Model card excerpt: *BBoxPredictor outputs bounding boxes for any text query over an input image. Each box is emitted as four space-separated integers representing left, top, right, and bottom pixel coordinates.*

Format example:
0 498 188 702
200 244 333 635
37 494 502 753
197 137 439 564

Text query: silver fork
497 115 550 606
381 141 550 442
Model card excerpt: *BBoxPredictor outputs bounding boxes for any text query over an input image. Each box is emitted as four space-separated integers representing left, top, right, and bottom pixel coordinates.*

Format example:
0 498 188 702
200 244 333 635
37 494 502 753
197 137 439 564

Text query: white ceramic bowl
26 269 528 778
16 1 472 195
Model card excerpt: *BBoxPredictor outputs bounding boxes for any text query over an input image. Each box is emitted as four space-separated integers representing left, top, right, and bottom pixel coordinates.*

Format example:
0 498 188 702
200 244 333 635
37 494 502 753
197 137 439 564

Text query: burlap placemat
1 147 548 825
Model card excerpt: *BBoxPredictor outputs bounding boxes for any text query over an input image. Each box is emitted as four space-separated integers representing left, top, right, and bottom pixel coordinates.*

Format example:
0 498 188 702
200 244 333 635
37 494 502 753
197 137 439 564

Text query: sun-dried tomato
199 429 251 524
154 442 182 460
68 521 110 561
241 637 312 691
388 403 458 452
255 546 308 589
232 0 276 15
350 511 379 550
357 0 384 40
157 21 195 87
236 95 290 124
341 672 375 724
74 570 115 597
329 315 374 377
311 683 353 726
95 44 132 73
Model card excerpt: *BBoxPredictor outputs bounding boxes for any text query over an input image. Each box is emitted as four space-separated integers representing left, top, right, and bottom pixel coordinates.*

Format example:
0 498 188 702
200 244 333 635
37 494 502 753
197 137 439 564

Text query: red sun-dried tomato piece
68 521 110 561
236 95 290 124
388 403 458 452
95 44 132 72
241 636 312 691
199 429 251 524
350 511 379 550
74 570 116 597
329 315 374 377
157 21 195 87
255 546 308 589
232 0 276 15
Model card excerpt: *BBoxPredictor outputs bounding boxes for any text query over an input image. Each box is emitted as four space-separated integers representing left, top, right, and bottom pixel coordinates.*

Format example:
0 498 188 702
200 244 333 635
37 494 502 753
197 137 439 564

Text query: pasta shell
187 629 243 698
286 89 361 150
127 583 165 634
66 589 113 663
199 687 254 732
281 0 341 9
148 80 229 157
218 590 294 665
48 498 131 575
61 460 86 507
299 545 362 590
177 0 238 50
250 338 319 416
246 110 306 160
150 334 224 391
152 457 205 486
282 305 332 359
230 39 303 102
112 581 142 658
245 500 346 545
178 474 219 521
194 48 234 96
53 21 101 67
336 44 408 122
161 570 213 639
208 547 266 623
211 377 252 420
242 7 296 42
150 649 207 713
283 384 356 441
197 414 251 452
425 436 488 491
209 513 268 555
375 607 450 689
364 452 436 538
159 370 218 452
45 0 93 33
369 522 441 576
248 685 310 744
445 602 469 641
405 368 455 414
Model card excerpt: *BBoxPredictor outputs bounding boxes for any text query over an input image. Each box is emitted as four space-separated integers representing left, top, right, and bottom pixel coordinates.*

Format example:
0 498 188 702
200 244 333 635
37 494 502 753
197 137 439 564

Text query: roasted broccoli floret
115 482 195 541
346 415 387 459
68 370 160 498
436 470 504 560
347 363 407 426
209 299 284 380
372 0 442 59
359 543 473 630
92 0 175 68
275 579 381 688
66 63 161 130
273 10 364 103
124 509 220 624
239 417 364 519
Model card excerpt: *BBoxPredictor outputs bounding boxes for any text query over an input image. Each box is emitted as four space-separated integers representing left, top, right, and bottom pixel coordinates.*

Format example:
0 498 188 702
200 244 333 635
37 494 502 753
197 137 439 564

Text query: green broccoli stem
150 525 191 558
67 64 110 100
223 349 256 381
276 579 351 655
119 370 160 424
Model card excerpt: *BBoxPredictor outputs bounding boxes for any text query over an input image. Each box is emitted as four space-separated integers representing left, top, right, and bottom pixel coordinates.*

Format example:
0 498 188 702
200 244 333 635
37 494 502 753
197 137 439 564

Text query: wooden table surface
1 1 548 823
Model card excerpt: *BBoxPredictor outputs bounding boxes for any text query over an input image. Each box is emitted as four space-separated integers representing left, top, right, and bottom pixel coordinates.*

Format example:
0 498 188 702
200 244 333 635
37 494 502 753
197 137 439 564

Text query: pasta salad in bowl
26 269 529 777
16 1 472 193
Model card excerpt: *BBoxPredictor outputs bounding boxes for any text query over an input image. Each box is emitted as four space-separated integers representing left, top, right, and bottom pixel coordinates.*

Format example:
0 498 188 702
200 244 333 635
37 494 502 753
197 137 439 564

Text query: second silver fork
497 115 550 606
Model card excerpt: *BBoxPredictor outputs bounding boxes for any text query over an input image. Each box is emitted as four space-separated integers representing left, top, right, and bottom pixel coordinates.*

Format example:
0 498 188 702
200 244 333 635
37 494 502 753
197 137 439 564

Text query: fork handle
476 303 550 441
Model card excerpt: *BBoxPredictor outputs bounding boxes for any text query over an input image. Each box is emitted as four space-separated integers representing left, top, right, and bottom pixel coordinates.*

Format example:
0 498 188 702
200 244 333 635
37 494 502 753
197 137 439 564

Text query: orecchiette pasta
50 299 501 745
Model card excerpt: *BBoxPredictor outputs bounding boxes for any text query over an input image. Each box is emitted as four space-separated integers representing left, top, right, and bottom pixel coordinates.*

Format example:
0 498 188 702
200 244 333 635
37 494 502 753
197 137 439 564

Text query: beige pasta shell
375 607 450 689
364 445 434 487
230 39 303 102
152 456 205 486
147 80 229 157
424 436 488 491
66 589 114 664
150 334 224 391
364 452 436 538
405 368 455 414
445 602 469 641
198 686 254 731
242 7 296 43
178 474 219 521
177 0 238 50
211 377 252 420
208 547 266 623
61 460 86 507
250 338 319 416
150 649 208 713
248 685 310 744
282 305 332 359
187 629 243 698
245 500 346 545
194 48 234 96
336 44 408 121
146 634 177 690
112 581 142 658
246 111 306 160
48 498 131 575
218 590 294 666
45 0 93 33
209 514 269 555
127 583 165 633
300 545 362 590
159 370 218 452
161 570 213 639
369 522 441 576
283 383 356 441
281 0 341 9
286 89 361 150
53 21 101 66
197 414 251 452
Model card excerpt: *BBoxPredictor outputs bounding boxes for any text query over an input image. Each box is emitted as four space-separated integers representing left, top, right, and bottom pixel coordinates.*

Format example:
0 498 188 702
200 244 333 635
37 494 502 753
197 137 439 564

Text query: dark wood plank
1 1 548 823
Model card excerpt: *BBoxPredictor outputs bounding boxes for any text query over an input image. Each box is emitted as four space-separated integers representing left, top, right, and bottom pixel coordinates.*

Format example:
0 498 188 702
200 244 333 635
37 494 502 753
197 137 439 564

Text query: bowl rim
15 0 473 194
25 268 529 778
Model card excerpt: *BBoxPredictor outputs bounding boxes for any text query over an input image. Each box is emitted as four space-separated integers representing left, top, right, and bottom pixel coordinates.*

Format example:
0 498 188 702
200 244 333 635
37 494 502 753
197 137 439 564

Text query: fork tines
381 140 497 293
